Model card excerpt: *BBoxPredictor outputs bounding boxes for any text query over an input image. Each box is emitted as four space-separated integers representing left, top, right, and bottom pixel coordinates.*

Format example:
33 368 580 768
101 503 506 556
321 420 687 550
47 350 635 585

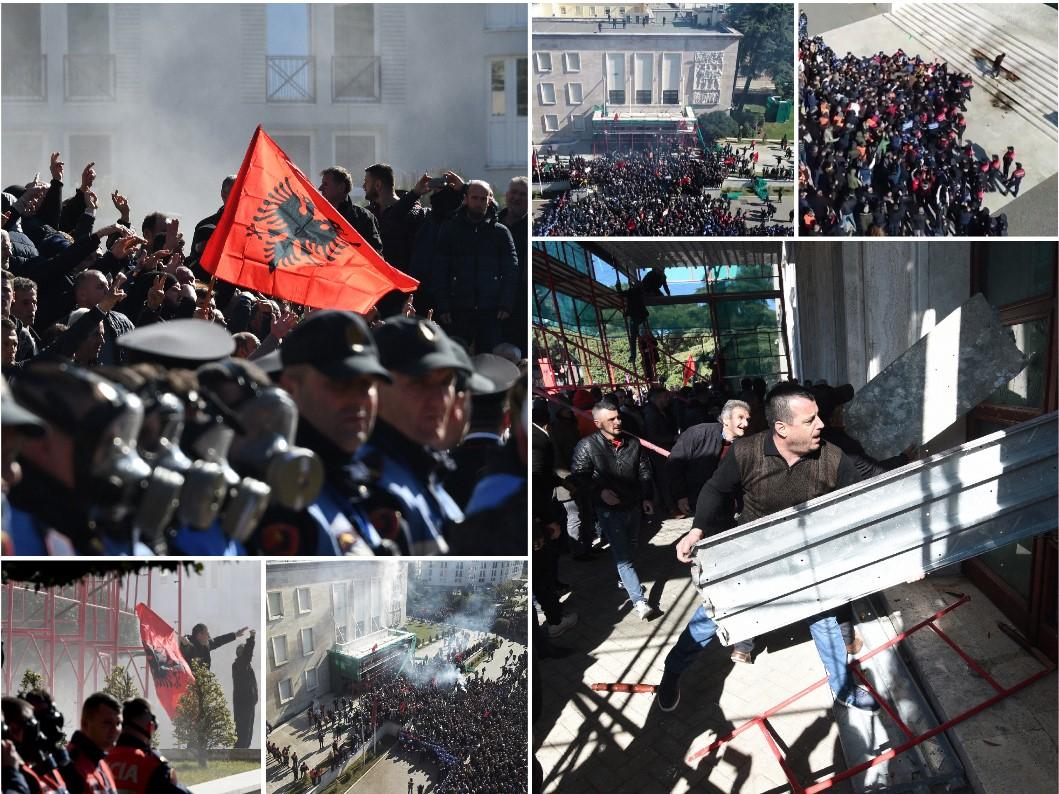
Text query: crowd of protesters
533 147 791 237
0 150 528 557
798 12 1020 236
266 644 527 793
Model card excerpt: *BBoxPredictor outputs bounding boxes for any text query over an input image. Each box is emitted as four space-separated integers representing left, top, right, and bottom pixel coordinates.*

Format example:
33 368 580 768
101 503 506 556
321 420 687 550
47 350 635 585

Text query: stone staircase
888 2 1058 141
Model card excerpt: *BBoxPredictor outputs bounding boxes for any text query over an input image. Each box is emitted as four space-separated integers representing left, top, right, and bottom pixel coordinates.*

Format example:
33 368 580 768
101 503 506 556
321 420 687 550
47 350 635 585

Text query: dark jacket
336 197 383 254
107 734 190 794
666 422 730 507
60 730 116 794
641 401 676 454
180 631 238 671
367 190 428 272
433 205 518 314
570 432 652 510
232 633 258 711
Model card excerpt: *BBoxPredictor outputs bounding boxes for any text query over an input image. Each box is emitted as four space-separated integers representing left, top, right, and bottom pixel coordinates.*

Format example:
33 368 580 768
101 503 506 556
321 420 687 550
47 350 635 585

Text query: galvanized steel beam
691 412 1058 646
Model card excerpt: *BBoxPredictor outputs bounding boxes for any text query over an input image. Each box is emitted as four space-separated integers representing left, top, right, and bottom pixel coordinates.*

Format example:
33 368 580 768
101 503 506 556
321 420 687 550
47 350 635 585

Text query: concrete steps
888 3 1057 141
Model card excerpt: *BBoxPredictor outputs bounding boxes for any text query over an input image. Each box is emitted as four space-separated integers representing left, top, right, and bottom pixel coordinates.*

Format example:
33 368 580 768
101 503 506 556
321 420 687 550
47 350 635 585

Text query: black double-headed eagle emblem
247 177 351 272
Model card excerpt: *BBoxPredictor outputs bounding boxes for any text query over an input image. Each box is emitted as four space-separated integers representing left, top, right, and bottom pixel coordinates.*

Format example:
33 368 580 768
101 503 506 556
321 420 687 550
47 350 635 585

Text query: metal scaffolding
2 568 182 712
532 241 793 394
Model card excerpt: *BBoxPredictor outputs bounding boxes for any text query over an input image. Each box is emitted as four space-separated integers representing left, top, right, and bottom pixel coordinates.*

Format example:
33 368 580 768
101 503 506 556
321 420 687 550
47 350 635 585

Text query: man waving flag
201 126 418 312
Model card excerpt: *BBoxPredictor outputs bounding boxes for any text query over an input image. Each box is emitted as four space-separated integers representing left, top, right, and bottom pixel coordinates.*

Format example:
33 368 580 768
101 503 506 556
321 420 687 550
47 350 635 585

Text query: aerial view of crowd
798 16 1021 236
533 147 791 237
1 149 528 557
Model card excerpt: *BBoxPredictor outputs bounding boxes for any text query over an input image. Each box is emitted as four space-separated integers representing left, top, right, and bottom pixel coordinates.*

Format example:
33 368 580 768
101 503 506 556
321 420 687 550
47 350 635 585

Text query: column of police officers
1 308 522 556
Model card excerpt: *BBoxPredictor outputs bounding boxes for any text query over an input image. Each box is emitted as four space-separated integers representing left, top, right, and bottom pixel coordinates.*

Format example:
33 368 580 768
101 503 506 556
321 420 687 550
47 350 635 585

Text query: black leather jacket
570 431 652 510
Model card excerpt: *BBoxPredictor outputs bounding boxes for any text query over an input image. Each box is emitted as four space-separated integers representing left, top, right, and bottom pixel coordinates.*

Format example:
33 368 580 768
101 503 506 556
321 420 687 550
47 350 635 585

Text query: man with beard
656 384 878 712
317 166 383 255
433 181 518 354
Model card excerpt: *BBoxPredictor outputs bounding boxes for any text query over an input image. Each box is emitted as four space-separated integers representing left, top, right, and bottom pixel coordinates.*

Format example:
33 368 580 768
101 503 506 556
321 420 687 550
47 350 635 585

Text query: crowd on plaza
798 13 1021 236
533 147 791 237
1 149 529 557
267 646 527 793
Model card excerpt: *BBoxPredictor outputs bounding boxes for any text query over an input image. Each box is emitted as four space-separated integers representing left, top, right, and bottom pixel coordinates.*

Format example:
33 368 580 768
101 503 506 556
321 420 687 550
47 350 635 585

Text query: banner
135 603 194 719
200 126 418 312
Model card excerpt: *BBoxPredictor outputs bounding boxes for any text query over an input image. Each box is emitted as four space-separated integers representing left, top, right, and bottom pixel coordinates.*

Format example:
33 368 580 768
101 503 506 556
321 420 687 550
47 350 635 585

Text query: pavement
534 514 1058 793
806 2 1058 233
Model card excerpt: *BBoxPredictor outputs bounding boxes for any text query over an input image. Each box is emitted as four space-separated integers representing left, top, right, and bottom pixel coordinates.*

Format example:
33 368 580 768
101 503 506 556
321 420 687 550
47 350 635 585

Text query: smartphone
427 177 447 189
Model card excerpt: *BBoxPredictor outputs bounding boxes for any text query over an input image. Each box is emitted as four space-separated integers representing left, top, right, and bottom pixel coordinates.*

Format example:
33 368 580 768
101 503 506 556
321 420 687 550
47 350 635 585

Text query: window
564 52 581 73
296 587 312 614
567 83 583 104
66 4 113 101
662 53 681 105
305 666 319 691
267 591 284 620
272 134 311 177
539 82 556 105
267 4 314 102
2 4 44 99
634 53 653 104
300 627 314 656
335 135 376 197
535 52 552 73
333 4 378 101
606 53 625 104
485 4 527 29
278 678 293 703
271 635 289 666
336 625 347 643
543 114 559 132
488 57 526 167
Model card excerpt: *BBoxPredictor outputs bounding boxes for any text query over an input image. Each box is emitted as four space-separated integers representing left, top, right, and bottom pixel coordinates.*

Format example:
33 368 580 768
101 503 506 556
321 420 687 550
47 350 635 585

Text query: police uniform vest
65 750 117 794
105 743 162 794
18 763 70 794
732 433 842 525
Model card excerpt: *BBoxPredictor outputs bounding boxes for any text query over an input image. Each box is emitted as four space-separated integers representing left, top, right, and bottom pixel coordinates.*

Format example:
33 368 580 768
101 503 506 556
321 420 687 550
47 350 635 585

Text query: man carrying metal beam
656 383 880 712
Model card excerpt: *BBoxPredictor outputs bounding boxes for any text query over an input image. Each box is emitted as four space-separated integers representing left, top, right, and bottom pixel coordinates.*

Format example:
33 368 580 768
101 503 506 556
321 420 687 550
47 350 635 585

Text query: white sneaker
634 601 651 620
547 612 578 638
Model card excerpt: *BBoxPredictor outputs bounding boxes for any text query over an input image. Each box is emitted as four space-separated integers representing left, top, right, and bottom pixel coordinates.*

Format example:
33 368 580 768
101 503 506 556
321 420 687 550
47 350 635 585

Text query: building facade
532 16 740 150
265 561 407 723
1 3 527 225
412 559 524 590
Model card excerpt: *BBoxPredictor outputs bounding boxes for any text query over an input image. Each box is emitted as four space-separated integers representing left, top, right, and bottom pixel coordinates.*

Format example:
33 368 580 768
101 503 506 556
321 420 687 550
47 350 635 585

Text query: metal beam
691 412 1058 645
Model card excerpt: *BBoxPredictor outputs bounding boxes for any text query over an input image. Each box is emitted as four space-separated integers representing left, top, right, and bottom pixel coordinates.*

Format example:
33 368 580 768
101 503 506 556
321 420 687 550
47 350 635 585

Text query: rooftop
534 18 740 36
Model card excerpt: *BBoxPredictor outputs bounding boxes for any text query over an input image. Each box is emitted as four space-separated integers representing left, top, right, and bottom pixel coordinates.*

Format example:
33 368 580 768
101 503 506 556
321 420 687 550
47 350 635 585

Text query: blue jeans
663 605 855 703
597 506 645 605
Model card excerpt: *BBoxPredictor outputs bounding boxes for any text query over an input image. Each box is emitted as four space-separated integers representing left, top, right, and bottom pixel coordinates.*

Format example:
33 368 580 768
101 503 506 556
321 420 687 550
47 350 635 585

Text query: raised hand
271 309 300 339
146 274 166 310
98 272 127 313
50 152 64 182
111 189 130 223
80 161 96 192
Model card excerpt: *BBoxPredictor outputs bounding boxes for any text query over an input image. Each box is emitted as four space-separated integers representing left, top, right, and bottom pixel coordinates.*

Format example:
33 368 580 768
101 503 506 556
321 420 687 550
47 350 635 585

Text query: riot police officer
362 317 473 554
1 696 69 794
252 310 398 555
105 699 189 794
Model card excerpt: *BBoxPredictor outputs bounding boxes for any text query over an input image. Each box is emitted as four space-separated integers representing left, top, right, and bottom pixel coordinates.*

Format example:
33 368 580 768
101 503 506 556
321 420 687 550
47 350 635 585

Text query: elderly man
71 270 135 364
570 398 654 620
434 180 518 354
657 383 878 712
666 398 751 517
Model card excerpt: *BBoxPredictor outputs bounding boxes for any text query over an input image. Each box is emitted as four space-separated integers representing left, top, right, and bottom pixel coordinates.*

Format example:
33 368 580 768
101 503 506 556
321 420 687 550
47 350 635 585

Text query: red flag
200 126 418 312
135 603 194 720
682 354 695 386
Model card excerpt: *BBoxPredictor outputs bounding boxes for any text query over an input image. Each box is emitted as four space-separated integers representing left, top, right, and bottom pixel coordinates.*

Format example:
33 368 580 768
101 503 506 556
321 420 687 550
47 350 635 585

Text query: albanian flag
200 126 418 312
682 354 696 386
135 603 194 719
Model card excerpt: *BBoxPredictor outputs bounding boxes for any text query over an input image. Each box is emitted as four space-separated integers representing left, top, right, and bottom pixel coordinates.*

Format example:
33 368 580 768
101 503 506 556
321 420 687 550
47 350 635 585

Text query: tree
724 4 793 110
102 666 141 703
772 60 794 101
698 110 738 144
18 669 45 695
173 660 236 767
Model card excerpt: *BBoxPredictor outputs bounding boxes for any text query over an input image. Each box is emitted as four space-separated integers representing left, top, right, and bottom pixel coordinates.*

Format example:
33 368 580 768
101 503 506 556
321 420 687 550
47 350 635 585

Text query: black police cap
372 317 465 377
117 318 236 365
256 310 390 382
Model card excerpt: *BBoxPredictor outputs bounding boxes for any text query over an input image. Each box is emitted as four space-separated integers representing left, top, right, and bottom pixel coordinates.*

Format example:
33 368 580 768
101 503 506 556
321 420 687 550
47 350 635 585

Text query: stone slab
844 293 1028 459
